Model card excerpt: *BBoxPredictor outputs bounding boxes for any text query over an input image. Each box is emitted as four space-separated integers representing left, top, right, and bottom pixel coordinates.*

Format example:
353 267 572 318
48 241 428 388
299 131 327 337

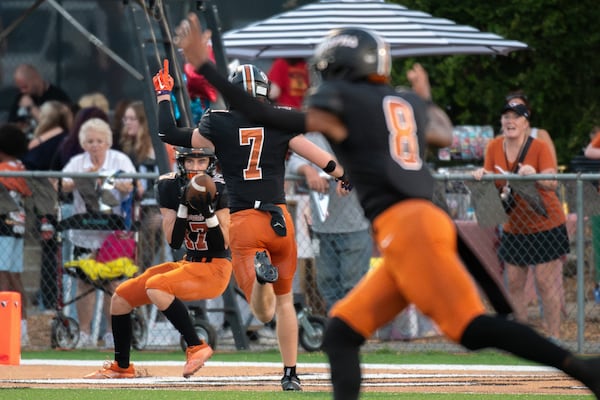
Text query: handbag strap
511 135 534 173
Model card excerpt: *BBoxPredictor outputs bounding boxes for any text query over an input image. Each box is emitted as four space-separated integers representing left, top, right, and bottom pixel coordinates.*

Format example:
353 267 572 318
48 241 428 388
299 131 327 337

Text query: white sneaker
218 327 234 343
103 332 114 349
76 331 96 349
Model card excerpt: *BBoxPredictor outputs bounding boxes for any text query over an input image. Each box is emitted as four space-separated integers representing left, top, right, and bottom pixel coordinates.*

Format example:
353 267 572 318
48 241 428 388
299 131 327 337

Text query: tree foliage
390 0 600 166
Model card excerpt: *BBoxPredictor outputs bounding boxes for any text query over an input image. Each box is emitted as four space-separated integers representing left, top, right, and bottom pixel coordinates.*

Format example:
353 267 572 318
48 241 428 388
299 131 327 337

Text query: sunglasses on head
505 93 528 102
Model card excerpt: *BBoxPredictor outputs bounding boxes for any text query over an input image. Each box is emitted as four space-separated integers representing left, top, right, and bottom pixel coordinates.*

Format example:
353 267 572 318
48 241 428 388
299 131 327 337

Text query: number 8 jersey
307 80 432 221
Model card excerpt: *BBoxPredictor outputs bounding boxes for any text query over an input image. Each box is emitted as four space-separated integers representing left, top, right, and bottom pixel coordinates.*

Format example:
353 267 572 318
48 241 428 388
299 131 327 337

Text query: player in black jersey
154 60 351 391
169 14 600 400
84 147 232 380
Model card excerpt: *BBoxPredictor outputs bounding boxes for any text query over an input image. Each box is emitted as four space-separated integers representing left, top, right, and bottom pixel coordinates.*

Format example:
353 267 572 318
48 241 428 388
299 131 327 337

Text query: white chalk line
2 360 578 390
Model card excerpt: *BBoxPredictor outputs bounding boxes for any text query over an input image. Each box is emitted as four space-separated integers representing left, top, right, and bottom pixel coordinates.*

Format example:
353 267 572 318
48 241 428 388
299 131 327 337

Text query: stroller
50 174 148 350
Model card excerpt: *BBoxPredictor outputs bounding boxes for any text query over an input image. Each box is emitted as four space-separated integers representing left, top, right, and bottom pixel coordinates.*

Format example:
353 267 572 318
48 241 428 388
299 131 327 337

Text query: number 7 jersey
307 80 433 221
198 108 300 213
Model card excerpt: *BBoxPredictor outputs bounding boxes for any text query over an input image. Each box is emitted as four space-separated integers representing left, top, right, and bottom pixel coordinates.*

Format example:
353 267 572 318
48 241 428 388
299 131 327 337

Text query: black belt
184 255 213 263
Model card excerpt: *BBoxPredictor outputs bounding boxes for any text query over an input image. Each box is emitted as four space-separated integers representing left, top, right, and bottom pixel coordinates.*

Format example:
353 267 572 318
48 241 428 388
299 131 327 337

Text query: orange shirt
590 132 600 148
483 137 564 233
0 160 32 197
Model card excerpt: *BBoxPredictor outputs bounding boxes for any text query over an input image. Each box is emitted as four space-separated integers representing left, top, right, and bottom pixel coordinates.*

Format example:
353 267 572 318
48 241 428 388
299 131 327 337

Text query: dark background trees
393 0 600 166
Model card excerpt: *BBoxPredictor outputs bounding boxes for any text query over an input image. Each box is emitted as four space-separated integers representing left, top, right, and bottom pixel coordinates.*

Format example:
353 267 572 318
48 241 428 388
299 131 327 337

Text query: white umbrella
222 0 527 59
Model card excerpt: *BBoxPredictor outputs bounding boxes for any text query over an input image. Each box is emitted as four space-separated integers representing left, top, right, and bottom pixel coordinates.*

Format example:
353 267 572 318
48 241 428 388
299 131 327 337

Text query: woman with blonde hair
27 100 72 156
61 117 136 348
78 92 110 115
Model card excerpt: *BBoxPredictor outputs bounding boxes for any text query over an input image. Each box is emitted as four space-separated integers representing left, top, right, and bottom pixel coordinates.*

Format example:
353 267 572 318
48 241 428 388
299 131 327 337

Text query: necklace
502 137 527 173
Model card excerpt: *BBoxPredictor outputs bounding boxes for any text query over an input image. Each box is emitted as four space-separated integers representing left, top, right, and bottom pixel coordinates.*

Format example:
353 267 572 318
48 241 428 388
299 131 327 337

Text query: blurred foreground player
170 14 600 399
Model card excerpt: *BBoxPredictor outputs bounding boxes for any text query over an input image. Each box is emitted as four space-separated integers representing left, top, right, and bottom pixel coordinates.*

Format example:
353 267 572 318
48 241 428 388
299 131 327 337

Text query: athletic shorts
229 205 297 301
115 258 232 307
329 199 486 342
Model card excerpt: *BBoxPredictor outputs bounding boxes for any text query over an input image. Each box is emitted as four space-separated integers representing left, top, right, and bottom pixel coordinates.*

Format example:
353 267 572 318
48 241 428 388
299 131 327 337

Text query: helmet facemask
175 147 216 180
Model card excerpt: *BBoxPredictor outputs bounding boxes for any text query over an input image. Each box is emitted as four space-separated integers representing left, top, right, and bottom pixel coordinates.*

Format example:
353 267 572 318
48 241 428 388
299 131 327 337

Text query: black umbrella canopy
222 0 527 59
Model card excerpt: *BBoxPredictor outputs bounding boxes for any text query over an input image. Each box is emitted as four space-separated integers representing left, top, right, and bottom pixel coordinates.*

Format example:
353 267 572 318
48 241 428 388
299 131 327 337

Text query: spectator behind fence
13 94 40 139
22 100 73 311
287 132 372 312
505 90 557 166
119 100 164 270
0 123 32 346
583 126 600 160
78 92 110 115
472 102 569 341
267 58 309 109
503 90 562 325
583 125 600 283
84 147 231 379
8 64 72 124
52 107 110 171
60 118 136 348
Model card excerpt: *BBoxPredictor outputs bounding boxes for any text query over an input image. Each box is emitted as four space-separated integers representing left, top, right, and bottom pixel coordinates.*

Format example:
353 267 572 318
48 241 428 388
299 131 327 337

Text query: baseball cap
501 102 530 120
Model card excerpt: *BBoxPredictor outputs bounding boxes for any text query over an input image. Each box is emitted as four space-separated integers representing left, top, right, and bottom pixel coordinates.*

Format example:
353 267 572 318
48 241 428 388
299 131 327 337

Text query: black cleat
281 374 302 391
254 251 278 284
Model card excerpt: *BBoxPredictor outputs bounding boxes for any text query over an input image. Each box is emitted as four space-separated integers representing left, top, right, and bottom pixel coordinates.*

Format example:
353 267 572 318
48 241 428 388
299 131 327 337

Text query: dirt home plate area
0 360 593 396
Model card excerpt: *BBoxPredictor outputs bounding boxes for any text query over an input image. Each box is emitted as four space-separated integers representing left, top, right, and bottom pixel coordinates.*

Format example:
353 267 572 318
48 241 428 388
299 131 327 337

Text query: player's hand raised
153 59 174 96
174 13 212 70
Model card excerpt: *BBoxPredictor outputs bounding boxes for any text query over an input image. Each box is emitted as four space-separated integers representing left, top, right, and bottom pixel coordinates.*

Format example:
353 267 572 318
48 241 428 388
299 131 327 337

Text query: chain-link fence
287 172 600 354
4 170 600 353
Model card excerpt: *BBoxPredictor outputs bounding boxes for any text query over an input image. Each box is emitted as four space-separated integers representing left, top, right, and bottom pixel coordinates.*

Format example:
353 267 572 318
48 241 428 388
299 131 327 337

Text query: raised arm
406 63 453 148
174 14 307 135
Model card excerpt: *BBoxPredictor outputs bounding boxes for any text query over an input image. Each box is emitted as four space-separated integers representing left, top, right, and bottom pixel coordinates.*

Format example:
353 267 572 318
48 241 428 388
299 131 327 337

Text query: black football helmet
228 64 270 98
311 27 391 83
175 147 216 179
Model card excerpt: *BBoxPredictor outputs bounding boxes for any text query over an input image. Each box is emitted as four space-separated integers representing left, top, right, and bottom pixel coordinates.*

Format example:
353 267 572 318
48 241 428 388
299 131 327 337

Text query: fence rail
3 170 600 353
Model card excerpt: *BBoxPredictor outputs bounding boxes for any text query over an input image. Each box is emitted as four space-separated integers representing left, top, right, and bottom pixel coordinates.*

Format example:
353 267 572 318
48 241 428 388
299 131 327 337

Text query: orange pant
115 258 232 307
330 199 486 342
229 205 297 301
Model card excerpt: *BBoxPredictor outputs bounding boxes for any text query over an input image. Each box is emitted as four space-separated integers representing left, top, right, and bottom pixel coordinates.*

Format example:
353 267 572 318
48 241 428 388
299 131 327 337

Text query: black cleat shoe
254 251 278 284
281 374 302 391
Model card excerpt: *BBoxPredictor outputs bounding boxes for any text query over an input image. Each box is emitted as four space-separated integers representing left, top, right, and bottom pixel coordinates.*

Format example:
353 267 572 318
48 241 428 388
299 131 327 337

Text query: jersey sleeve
305 82 344 117
198 110 213 139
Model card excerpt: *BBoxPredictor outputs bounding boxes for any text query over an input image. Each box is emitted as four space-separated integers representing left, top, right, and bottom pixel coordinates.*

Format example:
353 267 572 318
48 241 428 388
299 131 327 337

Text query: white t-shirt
62 149 136 250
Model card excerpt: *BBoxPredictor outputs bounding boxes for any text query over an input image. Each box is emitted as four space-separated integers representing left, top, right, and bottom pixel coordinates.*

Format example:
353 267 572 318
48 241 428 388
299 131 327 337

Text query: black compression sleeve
169 216 187 249
157 100 194 148
205 224 226 252
197 63 307 133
